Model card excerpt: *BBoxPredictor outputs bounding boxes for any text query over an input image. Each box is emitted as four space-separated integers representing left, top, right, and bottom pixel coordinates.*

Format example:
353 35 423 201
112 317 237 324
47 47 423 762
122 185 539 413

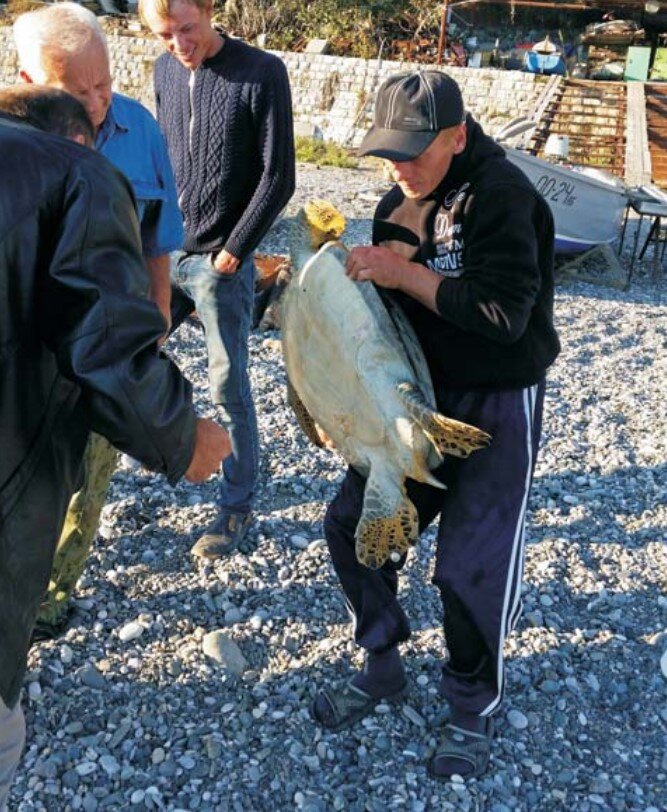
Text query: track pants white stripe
481 383 538 717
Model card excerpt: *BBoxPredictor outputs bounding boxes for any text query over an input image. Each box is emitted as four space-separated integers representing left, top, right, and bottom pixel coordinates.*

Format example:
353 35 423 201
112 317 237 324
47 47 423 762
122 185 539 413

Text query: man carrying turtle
312 70 560 780
139 0 296 559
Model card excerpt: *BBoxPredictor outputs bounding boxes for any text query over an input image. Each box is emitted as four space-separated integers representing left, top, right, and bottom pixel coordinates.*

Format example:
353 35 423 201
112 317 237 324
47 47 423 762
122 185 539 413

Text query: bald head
0 84 94 146
13 2 112 132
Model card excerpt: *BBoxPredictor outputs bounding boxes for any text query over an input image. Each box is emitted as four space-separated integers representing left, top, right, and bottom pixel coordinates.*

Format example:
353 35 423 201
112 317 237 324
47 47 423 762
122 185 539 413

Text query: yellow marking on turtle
303 200 346 247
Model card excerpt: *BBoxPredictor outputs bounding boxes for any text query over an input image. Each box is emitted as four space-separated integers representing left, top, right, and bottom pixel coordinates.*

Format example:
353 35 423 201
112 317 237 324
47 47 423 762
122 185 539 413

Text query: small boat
523 35 567 76
507 151 628 252
496 118 628 254
523 50 567 76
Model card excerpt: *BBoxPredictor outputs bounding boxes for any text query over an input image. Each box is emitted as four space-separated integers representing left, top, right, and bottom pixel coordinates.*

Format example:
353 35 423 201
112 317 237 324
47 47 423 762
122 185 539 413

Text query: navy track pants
323 381 545 716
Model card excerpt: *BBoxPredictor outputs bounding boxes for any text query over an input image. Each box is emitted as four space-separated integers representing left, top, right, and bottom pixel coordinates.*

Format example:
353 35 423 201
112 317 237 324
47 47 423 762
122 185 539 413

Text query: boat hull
506 149 628 254
523 51 567 76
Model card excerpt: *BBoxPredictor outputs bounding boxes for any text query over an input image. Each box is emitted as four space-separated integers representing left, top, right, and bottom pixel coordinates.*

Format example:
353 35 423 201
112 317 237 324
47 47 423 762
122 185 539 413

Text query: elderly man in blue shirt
96 93 184 317
13 2 185 637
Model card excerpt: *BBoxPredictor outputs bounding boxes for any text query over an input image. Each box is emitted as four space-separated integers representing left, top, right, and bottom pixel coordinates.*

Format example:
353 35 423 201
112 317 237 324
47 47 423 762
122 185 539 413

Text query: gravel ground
11 164 667 812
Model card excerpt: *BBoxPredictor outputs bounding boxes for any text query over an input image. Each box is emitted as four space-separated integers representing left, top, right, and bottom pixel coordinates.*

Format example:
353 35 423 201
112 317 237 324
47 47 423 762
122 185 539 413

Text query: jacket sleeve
38 152 197 484
224 58 296 260
435 184 551 345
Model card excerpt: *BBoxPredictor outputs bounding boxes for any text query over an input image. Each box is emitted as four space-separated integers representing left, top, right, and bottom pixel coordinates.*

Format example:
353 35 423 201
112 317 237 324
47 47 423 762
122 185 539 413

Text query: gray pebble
507 709 528 730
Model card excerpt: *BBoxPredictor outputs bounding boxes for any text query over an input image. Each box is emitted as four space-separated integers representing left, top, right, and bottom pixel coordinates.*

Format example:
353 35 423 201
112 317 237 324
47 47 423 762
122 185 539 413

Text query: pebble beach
11 163 667 812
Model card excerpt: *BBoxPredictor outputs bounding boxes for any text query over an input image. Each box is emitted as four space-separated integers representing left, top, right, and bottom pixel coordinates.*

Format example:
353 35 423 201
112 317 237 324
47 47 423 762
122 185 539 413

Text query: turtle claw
355 505 417 569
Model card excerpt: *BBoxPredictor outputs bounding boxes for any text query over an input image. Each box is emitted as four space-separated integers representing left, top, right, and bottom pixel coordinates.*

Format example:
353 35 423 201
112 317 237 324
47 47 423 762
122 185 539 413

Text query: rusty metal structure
432 0 667 186
436 0 655 64
528 78 628 176
645 83 667 186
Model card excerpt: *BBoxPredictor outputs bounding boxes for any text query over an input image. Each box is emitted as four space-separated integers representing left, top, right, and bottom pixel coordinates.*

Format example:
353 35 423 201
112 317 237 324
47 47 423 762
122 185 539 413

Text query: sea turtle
281 200 491 569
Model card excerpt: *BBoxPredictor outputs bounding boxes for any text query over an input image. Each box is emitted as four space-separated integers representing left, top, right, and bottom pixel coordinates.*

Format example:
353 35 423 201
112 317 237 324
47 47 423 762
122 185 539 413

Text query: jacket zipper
178 69 198 222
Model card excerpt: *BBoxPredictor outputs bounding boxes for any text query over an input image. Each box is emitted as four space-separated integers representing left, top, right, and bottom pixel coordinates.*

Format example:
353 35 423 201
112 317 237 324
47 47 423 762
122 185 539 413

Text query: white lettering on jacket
426 183 470 277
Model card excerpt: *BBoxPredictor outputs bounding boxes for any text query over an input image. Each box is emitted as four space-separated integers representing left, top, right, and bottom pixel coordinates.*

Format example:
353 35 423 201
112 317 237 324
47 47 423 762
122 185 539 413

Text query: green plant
211 0 405 58
295 136 358 168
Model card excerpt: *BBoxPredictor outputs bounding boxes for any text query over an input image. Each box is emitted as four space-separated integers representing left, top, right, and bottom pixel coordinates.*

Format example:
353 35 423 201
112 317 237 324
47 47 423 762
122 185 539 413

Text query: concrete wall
0 24 546 146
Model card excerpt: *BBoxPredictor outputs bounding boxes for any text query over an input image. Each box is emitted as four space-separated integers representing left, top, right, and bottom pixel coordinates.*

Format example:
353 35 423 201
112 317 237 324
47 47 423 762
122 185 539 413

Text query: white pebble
59 645 73 665
118 621 144 643
28 682 41 701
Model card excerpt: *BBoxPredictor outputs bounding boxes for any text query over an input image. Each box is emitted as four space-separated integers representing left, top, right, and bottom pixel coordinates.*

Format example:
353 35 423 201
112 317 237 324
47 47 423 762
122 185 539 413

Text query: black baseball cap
358 70 465 162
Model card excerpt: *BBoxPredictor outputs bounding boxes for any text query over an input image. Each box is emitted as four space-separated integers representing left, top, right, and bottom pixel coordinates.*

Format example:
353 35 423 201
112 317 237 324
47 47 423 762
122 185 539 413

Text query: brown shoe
191 512 252 559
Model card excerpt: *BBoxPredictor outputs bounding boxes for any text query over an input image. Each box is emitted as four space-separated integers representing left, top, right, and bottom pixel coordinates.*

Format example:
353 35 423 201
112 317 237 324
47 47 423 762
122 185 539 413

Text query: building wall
0 24 546 145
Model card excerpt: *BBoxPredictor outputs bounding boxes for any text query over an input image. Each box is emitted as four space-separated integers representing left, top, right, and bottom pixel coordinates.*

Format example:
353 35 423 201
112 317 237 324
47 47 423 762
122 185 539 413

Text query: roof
448 0 654 11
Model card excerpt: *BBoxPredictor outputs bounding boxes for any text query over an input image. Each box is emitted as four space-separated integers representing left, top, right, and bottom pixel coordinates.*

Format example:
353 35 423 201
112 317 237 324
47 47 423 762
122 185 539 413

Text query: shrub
295 136 358 168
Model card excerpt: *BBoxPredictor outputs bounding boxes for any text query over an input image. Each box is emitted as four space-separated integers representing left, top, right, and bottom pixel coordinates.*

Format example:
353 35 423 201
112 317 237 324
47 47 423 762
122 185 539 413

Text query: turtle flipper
397 382 491 459
355 468 418 569
286 378 324 448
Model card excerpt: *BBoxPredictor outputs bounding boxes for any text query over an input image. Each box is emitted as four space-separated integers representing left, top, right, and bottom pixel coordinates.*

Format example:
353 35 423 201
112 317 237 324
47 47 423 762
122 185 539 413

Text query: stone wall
0 24 546 146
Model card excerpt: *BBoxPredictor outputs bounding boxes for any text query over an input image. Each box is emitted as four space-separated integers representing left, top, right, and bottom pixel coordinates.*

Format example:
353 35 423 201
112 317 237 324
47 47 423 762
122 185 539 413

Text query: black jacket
0 116 197 706
374 116 560 394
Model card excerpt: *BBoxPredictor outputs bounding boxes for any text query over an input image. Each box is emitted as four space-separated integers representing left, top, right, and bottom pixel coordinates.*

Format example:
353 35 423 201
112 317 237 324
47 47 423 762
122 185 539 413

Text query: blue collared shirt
96 93 183 258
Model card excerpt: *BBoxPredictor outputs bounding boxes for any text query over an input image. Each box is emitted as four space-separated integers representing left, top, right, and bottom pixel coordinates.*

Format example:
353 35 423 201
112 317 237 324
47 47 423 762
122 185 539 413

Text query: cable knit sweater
154 36 295 258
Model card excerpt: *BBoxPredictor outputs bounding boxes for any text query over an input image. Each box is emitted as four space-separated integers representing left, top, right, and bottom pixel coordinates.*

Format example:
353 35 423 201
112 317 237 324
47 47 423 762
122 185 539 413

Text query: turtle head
303 200 346 247
290 200 346 270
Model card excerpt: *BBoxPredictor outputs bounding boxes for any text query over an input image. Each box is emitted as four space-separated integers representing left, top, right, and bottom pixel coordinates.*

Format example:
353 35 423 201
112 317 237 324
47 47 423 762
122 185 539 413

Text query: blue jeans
171 252 259 515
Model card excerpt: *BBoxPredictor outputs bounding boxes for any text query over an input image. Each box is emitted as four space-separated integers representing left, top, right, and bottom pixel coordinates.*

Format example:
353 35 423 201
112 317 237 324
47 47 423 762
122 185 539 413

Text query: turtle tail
397 382 491 459
355 467 419 570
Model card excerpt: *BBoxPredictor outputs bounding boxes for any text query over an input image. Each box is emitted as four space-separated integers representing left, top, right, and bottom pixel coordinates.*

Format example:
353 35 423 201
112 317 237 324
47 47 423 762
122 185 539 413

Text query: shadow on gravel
37 624 661 799
557 277 667 306
529 461 667 552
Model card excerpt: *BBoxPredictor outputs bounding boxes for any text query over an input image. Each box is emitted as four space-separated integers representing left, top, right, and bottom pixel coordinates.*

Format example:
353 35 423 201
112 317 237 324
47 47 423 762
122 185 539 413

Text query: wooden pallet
529 79 626 177
646 84 667 190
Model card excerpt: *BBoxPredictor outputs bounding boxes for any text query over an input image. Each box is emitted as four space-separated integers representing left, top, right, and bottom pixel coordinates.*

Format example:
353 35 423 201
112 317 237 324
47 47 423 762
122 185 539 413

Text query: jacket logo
428 213 464 277
443 182 471 208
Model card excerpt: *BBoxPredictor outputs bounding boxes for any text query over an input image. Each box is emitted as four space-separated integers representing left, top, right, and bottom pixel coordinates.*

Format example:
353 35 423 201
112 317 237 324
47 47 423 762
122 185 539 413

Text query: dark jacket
0 116 197 707
154 35 296 259
375 116 560 394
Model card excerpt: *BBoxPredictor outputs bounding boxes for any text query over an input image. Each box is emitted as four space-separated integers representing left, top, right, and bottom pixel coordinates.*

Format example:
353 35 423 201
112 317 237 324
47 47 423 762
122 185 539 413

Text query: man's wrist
396 259 416 291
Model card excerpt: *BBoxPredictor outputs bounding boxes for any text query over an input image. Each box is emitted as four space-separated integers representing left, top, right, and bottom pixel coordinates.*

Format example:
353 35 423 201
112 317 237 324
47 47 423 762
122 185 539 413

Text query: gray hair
13 2 108 83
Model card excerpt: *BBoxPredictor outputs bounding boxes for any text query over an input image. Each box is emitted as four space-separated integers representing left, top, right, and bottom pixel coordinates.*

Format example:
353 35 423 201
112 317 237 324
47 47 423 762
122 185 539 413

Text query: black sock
350 647 405 698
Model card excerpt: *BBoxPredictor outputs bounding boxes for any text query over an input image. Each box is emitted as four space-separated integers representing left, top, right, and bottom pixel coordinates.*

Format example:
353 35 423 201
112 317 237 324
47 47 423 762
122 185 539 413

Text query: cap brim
357 127 438 161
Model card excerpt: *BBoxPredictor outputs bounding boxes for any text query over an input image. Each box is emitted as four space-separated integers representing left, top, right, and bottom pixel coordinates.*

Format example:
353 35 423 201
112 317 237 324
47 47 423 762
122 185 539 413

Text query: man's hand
347 245 443 314
184 418 231 482
213 249 240 275
346 246 408 289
